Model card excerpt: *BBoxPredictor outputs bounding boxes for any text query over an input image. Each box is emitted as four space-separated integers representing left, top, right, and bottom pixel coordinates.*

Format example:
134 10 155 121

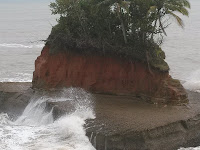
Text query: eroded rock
33 46 187 104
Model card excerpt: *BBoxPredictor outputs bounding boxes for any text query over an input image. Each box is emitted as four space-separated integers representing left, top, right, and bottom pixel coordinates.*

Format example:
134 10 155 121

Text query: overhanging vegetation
46 0 190 72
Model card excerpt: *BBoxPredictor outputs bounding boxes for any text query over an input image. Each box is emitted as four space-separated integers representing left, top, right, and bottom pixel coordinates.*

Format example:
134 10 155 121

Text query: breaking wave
0 43 44 49
0 72 32 82
179 147 200 150
183 69 200 92
0 88 95 150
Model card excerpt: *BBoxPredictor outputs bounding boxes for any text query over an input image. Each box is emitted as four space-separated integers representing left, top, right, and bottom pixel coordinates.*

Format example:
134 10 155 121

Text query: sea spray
183 69 200 92
0 72 33 82
179 147 200 150
0 43 44 49
0 88 96 150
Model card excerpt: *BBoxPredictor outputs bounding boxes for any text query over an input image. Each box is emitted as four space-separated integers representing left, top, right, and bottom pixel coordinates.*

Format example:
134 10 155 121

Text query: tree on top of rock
47 0 190 72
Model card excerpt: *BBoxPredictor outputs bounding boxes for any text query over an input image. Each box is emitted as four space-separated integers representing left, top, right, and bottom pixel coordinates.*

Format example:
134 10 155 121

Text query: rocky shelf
0 82 200 150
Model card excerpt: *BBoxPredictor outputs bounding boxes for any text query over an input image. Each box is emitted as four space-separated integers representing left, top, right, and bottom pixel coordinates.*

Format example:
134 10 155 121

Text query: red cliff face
33 46 188 104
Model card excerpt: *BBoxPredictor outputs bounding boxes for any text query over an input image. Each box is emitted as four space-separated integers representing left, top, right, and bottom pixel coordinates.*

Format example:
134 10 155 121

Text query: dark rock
1 82 200 150
46 101 76 120
0 82 33 119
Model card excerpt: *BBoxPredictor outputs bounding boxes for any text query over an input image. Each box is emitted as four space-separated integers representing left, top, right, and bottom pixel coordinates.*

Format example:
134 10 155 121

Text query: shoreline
1 82 200 150
0 82 32 92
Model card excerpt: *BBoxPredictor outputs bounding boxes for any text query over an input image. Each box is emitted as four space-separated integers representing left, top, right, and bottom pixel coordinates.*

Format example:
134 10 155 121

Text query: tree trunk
151 19 158 40
158 14 167 36
119 7 127 44
121 18 128 44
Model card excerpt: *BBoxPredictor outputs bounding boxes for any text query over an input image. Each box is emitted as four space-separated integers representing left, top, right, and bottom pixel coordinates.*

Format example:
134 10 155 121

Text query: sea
0 0 200 149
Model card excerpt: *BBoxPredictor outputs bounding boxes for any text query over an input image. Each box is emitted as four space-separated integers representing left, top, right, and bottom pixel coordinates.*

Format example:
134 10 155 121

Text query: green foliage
47 0 190 71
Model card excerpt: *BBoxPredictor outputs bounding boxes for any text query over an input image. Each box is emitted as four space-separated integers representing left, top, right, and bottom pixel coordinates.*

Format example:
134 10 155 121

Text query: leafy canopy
47 0 190 71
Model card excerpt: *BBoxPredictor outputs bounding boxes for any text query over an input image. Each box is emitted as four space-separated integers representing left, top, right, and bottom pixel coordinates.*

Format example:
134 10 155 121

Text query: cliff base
33 46 188 104
1 83 200 150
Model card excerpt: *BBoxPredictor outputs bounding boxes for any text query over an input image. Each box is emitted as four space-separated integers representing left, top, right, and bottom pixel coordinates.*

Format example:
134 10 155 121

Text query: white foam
0 88 96 150
0 72 32 82
0 77 32 83
179 147 200 150
15 98 54 126
0 43 44 49
183 69 200 92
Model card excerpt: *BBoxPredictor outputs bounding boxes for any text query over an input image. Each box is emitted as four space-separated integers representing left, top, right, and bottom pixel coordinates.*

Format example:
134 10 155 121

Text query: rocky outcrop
37 90 200 150
0 82 32 118
33 46 188 104
1 82 200 150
